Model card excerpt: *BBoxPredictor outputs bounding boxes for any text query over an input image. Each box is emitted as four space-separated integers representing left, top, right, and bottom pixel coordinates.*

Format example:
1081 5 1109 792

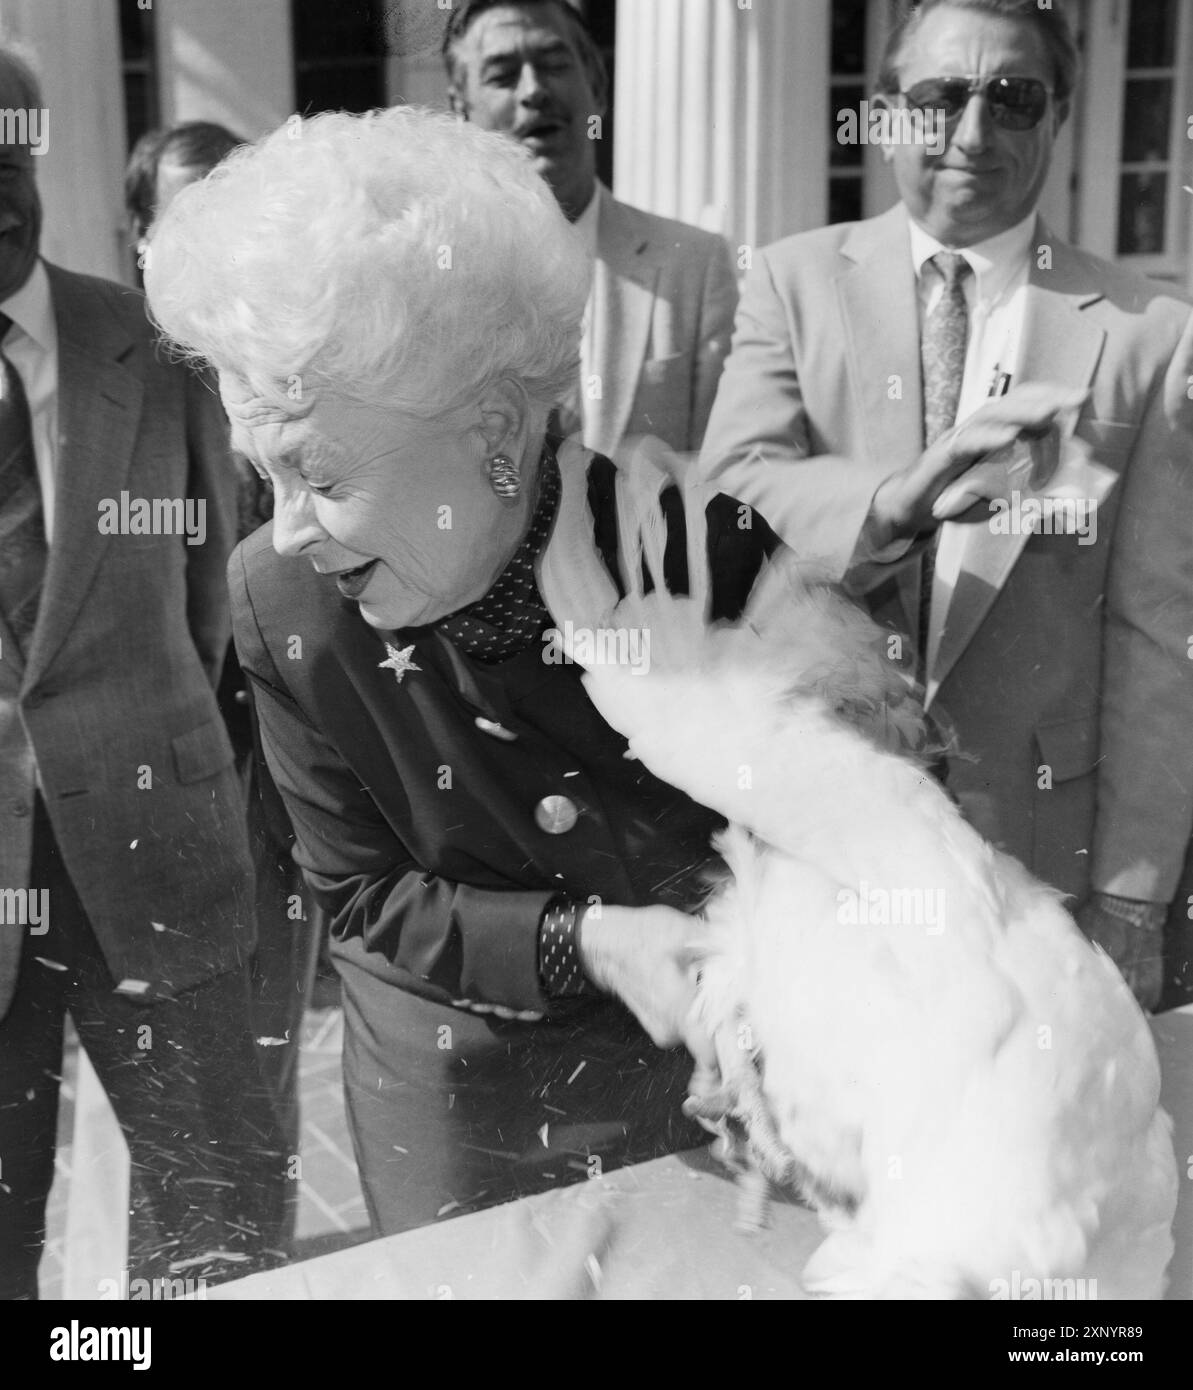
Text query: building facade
0 0 1188 289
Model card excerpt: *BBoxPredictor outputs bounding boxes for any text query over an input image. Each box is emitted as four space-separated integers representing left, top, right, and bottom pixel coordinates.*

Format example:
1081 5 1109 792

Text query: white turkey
543 437 1178 1301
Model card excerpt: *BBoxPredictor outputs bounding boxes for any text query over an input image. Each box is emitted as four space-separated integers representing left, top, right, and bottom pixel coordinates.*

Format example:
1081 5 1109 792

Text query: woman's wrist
538 897 593 999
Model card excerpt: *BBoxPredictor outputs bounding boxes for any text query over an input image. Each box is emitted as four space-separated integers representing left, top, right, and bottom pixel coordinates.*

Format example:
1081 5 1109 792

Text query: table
209 1008 1193 1300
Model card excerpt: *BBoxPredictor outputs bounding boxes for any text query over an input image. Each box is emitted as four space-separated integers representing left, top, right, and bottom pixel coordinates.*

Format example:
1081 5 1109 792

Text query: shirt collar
908 210 1036 305
573 184 601 260
0 257 54 353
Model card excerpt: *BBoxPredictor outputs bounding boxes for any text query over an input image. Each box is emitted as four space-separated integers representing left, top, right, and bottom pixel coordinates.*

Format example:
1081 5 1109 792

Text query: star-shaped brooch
379 642 420 684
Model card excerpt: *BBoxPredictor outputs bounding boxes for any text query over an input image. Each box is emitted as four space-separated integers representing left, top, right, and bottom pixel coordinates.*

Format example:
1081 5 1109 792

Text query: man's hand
867 383 1088 547
1076 893 1166 1012
577 904 713 1058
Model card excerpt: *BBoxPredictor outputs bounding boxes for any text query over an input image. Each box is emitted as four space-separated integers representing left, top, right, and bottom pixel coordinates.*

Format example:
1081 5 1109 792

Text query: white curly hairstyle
145 105 589 417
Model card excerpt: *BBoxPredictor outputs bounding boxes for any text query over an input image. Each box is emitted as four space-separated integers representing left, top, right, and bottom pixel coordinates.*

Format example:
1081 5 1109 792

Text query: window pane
119 0 152 62
293 0 386 56
1127 0 1178 69
831 0 868 76
1117 171 1167 254
1120 77 1172 162
829 176 864 226
292 0 387 115
831 85 867 167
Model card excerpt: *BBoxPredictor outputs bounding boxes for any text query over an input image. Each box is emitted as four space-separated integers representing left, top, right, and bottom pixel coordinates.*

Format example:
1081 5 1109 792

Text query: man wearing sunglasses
700 0 1193 1011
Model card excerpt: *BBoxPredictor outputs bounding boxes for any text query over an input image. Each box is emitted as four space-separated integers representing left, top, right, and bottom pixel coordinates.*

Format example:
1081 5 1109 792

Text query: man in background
124 119 312 1156
443 0 737 458
699 0 1193 1009
0 56 286 1298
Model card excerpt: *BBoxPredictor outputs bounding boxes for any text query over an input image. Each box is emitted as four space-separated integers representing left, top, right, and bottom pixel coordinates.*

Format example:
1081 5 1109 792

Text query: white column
0 0 128 280
613 0 831 254
156 0 294 140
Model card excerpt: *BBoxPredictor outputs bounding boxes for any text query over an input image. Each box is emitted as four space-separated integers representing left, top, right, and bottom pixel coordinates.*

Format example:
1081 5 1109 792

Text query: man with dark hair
700 0 1193 1010
0 56 286 1297
121 120 310 1161
876 0 1080 106
443 0 737 458
125 121 244 285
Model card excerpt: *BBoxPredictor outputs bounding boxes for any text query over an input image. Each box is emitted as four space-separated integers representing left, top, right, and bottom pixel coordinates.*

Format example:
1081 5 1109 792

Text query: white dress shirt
551 183 603 435
1 259 59 543
909 212 1036 666
573 183 600 398
909 210 1035 424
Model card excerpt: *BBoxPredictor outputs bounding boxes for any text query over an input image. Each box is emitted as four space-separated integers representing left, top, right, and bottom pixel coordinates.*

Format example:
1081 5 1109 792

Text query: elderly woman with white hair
146 106 773 1235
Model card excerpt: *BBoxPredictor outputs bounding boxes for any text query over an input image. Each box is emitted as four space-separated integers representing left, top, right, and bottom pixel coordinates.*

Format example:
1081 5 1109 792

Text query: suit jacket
700 204 1193 905
0 263 254 1019
229 446 772 1016
581 186 738 459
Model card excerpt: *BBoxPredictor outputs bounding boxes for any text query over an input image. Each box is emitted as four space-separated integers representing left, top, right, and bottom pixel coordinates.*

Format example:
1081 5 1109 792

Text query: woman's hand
577 904 715 1062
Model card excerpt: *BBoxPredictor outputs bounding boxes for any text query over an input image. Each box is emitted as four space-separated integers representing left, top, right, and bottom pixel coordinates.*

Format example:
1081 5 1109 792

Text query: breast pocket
172 717 236 784
1072 418 1134 467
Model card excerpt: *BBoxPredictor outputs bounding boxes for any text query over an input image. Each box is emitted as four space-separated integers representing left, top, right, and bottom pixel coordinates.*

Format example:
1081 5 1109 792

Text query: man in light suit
700 0 1193 1009
0 52 286 1297
443 0 737 457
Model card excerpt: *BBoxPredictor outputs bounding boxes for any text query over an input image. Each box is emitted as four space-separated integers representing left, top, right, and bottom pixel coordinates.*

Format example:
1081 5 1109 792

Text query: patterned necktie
918 251 972 679
0 312 45 658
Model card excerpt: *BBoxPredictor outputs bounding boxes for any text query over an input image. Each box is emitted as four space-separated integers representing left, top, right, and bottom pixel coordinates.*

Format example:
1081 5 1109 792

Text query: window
1115 0 1188 261
119 0 159 151
829 0 869 224
292 0 388 116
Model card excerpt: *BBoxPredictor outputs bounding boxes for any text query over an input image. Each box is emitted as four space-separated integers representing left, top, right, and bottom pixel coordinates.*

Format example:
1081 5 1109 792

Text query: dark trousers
334 935 703 1238
0 800 290 1300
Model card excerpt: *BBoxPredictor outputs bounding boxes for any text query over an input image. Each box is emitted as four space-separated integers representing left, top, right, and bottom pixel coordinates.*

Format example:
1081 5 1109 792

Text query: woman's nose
272 488 327 557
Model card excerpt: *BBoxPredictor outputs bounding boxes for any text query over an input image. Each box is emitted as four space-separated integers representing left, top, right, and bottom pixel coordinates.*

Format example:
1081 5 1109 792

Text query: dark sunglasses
901 75 1052 131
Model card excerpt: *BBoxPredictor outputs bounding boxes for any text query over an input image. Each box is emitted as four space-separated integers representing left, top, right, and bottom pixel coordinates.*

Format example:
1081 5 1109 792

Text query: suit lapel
836 205 925 632
589 188 657 458
24 266 142 687
0 607 20 682
927 226 1106 705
